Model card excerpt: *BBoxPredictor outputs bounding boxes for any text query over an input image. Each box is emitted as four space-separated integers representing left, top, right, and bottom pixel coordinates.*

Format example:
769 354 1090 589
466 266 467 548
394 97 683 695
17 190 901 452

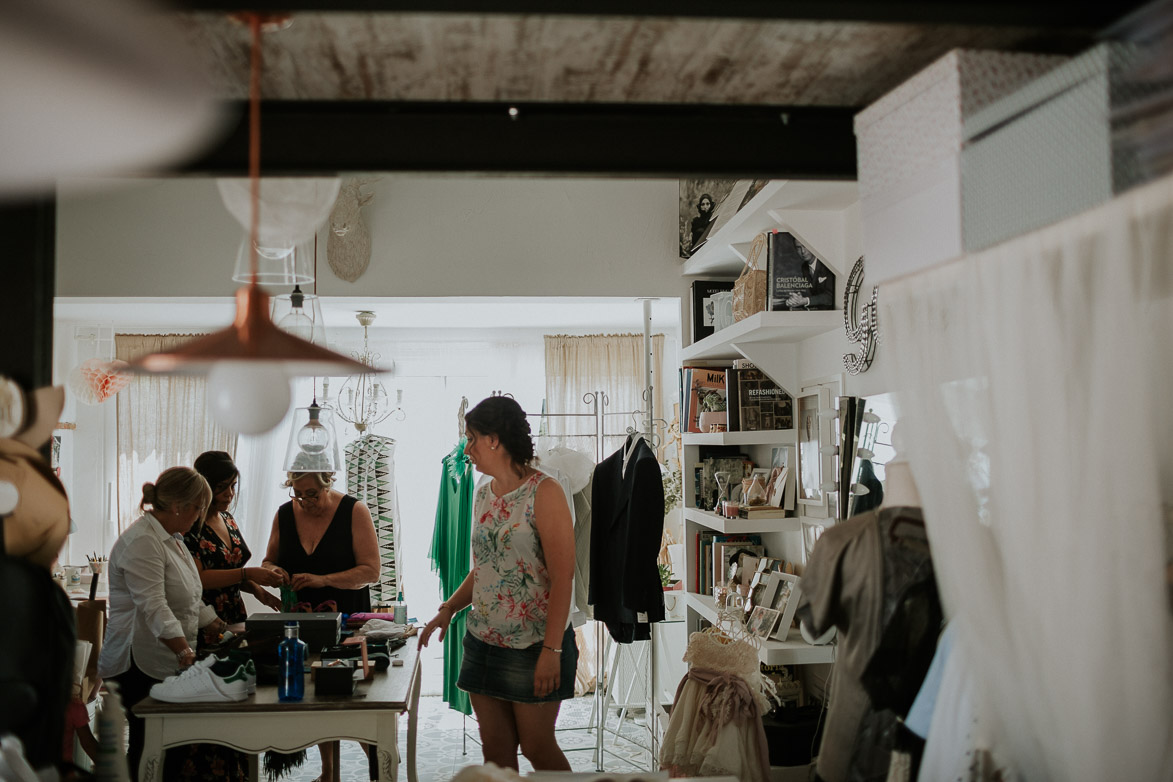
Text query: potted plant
697 390 727 432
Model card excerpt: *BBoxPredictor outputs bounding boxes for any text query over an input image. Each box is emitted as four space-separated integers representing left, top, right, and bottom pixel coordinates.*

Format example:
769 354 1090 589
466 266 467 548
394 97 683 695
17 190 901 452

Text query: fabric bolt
794 506 937 782
98 513 217 682
466 471 558 648
660 632 771 782
429 439 474 715
183 512 251 625
589 436 665 643
275 496 372 615
344 435 401 604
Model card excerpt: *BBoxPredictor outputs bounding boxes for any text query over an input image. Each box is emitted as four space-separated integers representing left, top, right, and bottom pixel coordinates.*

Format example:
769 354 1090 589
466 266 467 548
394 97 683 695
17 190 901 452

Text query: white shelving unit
684 507 801 535
685 593 835 665
682 429 796 447
682 180 859 278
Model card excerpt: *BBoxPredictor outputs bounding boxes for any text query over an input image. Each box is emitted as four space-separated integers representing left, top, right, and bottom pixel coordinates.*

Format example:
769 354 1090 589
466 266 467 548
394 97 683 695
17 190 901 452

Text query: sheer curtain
544 333 665 455
882 175 1173 779
115 335 236 532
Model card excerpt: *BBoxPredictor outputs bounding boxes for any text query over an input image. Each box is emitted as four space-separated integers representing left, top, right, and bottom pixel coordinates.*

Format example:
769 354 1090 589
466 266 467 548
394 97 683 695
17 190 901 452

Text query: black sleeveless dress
276 494 372 614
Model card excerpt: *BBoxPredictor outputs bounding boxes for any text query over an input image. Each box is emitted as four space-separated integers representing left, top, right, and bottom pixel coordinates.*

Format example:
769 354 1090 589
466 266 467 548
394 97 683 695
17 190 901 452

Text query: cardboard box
246 612 341 652
854 49 1065 283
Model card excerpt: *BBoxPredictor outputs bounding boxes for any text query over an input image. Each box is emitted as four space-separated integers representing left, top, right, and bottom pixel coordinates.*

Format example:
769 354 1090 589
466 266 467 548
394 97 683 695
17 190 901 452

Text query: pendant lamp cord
248 12 262 288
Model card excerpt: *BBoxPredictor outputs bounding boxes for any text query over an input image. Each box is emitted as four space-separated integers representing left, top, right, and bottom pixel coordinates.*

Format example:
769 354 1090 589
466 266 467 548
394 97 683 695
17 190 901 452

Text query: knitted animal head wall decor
327 177 378 282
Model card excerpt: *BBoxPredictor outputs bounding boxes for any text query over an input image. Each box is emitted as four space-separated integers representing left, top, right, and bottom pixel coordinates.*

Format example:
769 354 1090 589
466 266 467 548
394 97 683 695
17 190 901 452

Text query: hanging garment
795 506 940 782
589 435 665 642
429 439 474 716
345 434 401 604
660 631 772 782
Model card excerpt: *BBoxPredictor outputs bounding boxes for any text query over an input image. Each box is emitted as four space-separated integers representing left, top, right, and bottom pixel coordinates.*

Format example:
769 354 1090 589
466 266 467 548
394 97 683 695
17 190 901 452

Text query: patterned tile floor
282 696 657 782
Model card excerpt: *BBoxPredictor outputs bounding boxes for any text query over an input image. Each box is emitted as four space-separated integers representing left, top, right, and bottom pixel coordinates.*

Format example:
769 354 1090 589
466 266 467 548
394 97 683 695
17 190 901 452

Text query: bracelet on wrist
542 645 562 654
176 647 195 660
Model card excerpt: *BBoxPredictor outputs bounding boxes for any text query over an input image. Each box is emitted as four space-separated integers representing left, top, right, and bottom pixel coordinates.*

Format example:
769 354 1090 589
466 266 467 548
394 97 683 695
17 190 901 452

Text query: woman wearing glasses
261 470 379 615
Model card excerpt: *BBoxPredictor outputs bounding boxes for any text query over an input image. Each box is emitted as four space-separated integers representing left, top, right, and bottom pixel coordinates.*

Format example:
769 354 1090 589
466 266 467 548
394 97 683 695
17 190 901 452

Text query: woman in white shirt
97 466 225 780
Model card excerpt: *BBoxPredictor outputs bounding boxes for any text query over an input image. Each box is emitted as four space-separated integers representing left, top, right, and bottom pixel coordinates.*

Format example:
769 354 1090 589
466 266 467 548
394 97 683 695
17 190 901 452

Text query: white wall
56 175 692 302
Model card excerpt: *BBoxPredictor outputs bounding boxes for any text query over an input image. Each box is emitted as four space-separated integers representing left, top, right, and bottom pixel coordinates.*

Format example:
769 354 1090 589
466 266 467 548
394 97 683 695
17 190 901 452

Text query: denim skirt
458 626 578 703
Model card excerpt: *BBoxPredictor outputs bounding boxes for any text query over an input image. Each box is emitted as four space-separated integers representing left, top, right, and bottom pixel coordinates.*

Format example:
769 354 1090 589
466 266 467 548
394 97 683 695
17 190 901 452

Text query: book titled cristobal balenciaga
767 230 836 312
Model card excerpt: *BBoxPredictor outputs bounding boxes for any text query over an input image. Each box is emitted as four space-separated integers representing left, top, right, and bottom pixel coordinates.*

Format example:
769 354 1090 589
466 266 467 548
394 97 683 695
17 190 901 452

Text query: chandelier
334 311 393 433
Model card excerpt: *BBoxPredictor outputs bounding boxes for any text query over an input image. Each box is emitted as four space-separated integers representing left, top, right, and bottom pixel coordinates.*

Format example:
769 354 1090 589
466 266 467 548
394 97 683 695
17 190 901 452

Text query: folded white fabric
353 619 407 639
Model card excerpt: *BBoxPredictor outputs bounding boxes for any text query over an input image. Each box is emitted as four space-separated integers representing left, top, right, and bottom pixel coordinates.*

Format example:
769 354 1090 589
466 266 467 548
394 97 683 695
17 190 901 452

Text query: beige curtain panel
115 334 236 533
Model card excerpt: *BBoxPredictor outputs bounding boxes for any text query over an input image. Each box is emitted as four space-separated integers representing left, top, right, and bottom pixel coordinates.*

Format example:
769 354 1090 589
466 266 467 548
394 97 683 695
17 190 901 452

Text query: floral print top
183 511 251 624
466 471 553 648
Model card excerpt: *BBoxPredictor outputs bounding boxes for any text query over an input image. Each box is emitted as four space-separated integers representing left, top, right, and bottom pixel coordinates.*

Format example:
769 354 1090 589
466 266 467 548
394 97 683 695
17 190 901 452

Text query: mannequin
0 381 74 772
880 459 921 509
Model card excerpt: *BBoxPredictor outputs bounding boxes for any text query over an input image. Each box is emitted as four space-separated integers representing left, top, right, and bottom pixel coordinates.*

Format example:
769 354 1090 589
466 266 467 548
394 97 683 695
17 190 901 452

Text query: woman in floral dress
170 451 284 781
419 396 578 771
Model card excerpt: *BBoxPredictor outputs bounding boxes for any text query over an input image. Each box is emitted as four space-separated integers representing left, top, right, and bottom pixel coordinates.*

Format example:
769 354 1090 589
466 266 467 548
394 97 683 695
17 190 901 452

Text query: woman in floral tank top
420 396 578 771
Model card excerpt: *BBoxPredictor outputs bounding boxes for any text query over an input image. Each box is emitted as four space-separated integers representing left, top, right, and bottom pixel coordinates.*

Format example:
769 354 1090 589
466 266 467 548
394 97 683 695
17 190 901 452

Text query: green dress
429 438 475 715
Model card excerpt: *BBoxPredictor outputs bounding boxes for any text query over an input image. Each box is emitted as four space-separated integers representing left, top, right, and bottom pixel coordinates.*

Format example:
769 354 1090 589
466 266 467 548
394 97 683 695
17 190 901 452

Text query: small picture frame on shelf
769 572 802 641
748 606 782 639
796 386 832 517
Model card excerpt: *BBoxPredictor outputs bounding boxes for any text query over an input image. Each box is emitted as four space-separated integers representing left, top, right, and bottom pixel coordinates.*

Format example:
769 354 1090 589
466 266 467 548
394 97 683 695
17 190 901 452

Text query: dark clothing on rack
588 435 665 643
795 506 940 782
276 495 371 614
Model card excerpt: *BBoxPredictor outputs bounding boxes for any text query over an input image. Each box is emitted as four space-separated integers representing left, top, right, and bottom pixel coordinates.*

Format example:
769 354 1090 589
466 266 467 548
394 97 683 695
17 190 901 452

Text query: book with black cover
738 368 793 431
690 279 735 342
767 230 836 312
725 368 741 432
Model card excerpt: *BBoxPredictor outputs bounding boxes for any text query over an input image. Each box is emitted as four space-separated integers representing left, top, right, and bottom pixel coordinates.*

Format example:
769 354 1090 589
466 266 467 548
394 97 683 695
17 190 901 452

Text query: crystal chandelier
334 311 393 433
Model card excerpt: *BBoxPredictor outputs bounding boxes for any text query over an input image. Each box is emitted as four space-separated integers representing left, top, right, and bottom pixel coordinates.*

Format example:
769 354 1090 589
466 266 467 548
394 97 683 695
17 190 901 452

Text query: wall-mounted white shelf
682 310 843 362
681 180 859 278
684 507 801 534
682 429 795 447
684 593 836 665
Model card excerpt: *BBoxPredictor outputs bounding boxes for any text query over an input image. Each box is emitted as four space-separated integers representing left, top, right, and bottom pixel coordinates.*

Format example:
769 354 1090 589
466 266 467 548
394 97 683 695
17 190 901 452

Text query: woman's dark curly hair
465 395 534 469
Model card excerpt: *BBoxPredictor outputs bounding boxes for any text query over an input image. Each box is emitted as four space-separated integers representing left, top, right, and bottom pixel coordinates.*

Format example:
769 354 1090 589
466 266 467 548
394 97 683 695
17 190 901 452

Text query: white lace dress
659 631 772 782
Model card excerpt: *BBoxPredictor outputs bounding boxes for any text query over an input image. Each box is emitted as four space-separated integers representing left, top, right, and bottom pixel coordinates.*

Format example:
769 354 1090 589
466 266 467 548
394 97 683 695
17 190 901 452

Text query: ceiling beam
179 101 859 179
172 1 1145 28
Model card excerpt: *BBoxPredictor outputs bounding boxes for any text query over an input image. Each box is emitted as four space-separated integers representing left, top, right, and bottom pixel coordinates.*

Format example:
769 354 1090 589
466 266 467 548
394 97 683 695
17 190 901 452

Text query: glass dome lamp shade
217 177 341 250
283 402 340 473
272 285 327 345
232 236 314 286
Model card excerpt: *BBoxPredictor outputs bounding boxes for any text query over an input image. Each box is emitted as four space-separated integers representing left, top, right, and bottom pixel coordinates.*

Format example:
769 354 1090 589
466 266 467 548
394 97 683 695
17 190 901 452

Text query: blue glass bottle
278 621 307 702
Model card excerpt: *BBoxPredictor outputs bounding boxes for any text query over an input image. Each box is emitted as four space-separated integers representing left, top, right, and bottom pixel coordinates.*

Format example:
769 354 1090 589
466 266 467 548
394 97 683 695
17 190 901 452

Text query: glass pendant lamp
272 285 327 345
283 401 341 473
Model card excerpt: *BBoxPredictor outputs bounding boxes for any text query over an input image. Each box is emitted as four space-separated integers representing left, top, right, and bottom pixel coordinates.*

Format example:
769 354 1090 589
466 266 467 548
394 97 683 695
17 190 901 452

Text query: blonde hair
141 466 212 516
283 471 334 489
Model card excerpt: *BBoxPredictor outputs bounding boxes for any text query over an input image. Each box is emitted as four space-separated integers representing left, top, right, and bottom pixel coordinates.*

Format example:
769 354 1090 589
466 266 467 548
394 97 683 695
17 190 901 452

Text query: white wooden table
135 637 421 782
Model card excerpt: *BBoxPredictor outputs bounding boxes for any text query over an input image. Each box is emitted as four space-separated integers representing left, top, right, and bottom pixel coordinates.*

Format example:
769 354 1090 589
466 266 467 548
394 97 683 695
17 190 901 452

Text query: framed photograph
769 573 803 641
767 445 793 509
690 279 736 342
748 606 782 639
796 387 831 516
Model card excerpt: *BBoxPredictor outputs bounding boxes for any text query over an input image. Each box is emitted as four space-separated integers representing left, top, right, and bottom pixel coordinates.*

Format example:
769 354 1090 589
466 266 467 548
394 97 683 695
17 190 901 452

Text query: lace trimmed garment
660 631 771 782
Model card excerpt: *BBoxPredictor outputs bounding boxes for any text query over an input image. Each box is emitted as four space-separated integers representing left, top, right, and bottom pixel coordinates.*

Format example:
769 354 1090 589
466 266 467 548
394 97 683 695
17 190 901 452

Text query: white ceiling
54 295 682 334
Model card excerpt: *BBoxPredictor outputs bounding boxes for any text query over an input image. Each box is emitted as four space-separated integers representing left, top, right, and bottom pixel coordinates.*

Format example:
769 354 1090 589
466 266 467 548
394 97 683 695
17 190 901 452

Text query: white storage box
961 43 1151 252
855 49 1064 284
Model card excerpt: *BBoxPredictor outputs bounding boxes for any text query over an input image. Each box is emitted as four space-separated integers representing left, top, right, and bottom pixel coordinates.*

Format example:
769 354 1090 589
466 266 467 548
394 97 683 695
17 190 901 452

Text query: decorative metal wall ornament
842 255 879 375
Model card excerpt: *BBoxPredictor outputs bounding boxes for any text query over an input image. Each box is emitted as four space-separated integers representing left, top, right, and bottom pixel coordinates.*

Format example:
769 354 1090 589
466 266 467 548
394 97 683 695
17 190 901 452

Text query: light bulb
207 362 291 435
297 418 330 454
276 308 314 341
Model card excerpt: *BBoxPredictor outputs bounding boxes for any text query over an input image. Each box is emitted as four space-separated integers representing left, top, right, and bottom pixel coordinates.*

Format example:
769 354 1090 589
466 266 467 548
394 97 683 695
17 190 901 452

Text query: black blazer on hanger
589 435 665 642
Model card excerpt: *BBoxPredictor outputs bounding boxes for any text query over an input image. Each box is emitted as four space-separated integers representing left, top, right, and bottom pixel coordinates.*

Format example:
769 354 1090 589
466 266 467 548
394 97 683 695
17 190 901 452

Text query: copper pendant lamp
130 13 370 381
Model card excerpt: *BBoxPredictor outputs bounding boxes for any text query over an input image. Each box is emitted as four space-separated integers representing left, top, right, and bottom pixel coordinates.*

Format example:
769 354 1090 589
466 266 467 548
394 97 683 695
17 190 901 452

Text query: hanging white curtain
544 333 665 453
881 175 1173 780
115 334 236 532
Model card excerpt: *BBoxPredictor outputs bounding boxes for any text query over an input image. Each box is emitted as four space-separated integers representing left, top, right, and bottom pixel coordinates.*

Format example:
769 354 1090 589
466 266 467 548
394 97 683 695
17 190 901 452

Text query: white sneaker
150 657 251 703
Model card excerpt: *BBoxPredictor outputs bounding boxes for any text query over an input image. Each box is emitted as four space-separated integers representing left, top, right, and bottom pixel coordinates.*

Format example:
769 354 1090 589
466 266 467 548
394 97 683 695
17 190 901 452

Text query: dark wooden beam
0 198 55 391
170 1 1145 29
180 101 858 179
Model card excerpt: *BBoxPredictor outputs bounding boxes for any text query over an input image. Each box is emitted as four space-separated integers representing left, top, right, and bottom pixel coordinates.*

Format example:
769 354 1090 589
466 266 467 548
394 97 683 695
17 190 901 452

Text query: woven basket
732 233 768 322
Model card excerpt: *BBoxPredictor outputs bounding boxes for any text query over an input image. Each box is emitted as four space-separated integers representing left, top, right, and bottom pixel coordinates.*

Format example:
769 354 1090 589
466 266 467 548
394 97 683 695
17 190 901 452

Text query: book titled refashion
767 230 836 311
